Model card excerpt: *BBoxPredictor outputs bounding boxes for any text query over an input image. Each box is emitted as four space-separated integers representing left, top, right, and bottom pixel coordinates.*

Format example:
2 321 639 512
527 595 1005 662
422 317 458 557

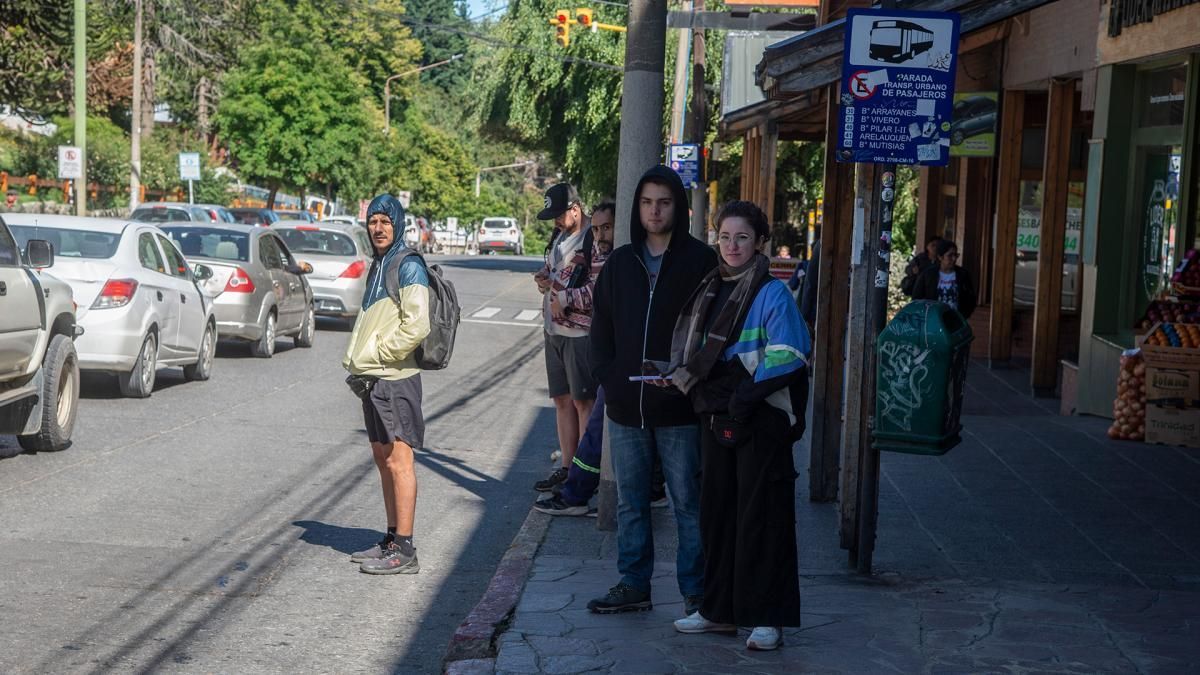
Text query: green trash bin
874 300 974 455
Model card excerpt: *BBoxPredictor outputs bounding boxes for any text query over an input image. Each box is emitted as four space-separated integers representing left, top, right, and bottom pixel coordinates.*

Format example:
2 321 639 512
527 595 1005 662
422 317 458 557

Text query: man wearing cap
532 183 600 493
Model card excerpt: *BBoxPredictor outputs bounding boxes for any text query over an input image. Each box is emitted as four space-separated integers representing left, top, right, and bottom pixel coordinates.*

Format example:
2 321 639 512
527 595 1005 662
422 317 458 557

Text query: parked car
950 95 998 146
1013 251 1079 312
230 208 280 227
321 215 361 228
162 224 315 357
273 209 316 223
194 203 238 224
6 214 219 398
131 202 214 224
0 215 79 450
273 221 372 320
478 217 524 255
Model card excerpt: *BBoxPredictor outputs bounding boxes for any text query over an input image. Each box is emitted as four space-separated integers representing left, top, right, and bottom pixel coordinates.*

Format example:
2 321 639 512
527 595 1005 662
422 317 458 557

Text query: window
9 226 121 259
162 227 249 262
1140 64 1187 128
138 232 165 273
132 207 192 223
157 234 191 278
258 234 284 269
0 223 19 266
277 229 357 256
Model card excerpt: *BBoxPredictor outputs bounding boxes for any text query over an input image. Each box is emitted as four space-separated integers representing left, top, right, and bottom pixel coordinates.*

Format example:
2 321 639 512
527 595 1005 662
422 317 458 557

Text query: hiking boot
684 594 704 616
746 626 782 651
534 467 569 492
587 582 652 614
533 495 589 516
359 542 419 575
674 611 736 635
349 535 393 563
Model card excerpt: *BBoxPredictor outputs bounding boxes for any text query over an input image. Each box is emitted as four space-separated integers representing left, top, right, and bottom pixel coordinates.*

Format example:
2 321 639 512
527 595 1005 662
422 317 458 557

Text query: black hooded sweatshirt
590 165 719 428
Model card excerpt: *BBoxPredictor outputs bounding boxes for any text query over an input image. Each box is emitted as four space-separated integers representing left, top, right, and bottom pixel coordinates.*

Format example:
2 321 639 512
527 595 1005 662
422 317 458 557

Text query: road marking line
514 309 540 322
462 318 541 328
472 307 502 319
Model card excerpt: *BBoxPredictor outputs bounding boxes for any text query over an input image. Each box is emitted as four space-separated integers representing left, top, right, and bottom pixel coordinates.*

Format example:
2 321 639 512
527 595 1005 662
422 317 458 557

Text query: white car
479 217 524 255
5 214 218 398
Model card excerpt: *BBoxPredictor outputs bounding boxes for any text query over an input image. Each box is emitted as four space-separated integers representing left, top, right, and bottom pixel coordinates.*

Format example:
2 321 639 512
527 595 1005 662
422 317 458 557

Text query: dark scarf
668 253 771 394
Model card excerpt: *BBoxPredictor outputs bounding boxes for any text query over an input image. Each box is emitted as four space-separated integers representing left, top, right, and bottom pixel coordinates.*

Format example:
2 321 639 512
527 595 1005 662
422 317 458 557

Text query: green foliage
892 165 919 261
475 0 624 197
311 0 424 108
402 0 472 93
140 130 232 203
215 35 377 204
386 105 474 219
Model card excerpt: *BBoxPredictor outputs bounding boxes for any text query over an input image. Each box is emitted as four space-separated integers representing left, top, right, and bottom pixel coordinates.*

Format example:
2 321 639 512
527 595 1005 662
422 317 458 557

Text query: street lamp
475 161 536 197
384 53 464 134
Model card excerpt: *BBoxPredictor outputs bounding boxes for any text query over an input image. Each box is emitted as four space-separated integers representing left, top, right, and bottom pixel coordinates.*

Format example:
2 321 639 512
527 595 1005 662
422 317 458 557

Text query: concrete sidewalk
451 363 1200 673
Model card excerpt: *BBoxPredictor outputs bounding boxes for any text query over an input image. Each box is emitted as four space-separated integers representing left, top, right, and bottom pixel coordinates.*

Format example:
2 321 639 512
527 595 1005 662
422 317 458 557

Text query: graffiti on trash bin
878 342 933 431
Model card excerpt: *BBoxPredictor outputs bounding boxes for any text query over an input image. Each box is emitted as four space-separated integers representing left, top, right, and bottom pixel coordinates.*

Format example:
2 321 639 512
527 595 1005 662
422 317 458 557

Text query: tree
215 39 377 207
401 0 471 93
387 105 475 219
474 0 624 198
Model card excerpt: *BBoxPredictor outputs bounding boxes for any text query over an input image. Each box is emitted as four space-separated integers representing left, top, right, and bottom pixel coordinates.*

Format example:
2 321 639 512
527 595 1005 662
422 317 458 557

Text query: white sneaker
673 611 736 634
746 626 782 650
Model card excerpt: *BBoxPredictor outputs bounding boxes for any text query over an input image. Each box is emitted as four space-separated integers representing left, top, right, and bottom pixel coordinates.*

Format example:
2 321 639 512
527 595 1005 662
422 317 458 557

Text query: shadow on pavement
432 255 544 274
292 520 382 555
78 369 191 400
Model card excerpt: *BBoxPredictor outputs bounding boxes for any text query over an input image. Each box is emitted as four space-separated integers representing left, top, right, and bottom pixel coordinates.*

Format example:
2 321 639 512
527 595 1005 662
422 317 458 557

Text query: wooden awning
757 0 1058 97
719 88 827 141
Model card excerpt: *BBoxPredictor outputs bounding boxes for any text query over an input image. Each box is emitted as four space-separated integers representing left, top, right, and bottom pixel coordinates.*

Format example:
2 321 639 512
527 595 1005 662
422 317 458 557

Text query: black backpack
383 250 461 370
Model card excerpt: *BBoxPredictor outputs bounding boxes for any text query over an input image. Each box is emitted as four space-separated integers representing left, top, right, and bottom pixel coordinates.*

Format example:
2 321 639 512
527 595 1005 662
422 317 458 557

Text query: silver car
130 202 215 224
272 221 372 319
162 224 315 358
5 214 218 398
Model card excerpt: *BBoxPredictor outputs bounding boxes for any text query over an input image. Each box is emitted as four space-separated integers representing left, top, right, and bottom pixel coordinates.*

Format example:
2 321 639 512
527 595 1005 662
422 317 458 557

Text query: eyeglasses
718 233 755 246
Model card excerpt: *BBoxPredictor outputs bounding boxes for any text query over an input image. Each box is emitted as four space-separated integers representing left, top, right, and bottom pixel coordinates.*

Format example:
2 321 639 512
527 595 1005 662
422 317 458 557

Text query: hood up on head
629 165 692 250
366 194 408 259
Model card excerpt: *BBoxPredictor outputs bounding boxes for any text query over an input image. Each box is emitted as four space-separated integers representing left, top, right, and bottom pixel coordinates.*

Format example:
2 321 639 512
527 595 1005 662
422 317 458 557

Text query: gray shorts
362 375 425 448
545 333 597 401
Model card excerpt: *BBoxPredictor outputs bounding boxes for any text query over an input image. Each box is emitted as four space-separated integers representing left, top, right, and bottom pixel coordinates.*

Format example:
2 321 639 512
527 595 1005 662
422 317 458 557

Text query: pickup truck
0 215 80 451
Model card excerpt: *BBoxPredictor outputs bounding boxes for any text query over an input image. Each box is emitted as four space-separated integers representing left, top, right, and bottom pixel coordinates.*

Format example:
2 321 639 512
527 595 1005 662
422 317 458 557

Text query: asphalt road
0 254 557 674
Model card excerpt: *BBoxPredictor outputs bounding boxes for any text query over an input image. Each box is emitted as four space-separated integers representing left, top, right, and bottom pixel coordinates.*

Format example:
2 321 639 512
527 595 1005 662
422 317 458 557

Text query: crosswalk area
463 306 542 327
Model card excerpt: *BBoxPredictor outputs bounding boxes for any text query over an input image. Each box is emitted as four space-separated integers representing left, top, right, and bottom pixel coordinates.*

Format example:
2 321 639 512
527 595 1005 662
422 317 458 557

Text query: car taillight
207 209 219 221
92 278 138 309
340 260 366 279
224 267 256 293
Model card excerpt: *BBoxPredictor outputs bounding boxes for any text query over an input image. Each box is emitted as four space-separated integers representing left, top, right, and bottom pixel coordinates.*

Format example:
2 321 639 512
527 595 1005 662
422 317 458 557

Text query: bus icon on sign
869 20 934 64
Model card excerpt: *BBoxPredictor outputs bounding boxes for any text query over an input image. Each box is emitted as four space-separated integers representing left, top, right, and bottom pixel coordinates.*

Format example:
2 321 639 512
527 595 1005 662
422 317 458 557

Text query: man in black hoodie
587 165 718 615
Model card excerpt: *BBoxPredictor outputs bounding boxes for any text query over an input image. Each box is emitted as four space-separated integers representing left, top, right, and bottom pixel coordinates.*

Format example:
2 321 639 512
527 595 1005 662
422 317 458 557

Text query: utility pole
74 0 87 217
668 0 692 145
130 0 143 210
599 0 668 531
686 18 707 241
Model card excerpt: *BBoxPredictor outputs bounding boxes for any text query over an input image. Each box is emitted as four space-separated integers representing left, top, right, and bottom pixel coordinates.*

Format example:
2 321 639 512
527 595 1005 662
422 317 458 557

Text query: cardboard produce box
1145 404 1200 447
1145 366 1200 405
1138 322 1200 370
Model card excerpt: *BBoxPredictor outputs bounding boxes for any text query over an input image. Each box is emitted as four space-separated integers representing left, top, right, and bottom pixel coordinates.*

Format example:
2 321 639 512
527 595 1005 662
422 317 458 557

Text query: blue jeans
608 421 704 597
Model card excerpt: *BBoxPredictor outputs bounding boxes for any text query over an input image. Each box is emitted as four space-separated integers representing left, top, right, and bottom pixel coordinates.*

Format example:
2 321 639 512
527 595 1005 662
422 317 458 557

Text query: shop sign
949 92 997 157
1109 0 1200 37
836 8 961 166
1016 207 1082 254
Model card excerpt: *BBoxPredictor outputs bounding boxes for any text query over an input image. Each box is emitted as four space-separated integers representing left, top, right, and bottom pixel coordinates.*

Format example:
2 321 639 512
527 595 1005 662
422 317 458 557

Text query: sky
466 0 501 21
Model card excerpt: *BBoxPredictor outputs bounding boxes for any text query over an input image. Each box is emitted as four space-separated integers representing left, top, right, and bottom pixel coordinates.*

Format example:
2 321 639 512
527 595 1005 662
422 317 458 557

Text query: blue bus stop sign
836 8 961 165
669 144 701 189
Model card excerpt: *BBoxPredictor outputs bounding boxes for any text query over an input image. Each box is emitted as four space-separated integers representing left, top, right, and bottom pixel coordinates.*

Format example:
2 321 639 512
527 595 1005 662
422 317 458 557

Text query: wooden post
915 166 944 247
839 164 873 553
761 124 779 221
809 89 854 503
990 90 1024 366
955 158 992 306
1032 80 1074 394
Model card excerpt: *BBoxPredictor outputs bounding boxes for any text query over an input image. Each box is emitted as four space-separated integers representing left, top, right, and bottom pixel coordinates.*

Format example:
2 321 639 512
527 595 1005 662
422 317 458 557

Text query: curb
442 507 551 670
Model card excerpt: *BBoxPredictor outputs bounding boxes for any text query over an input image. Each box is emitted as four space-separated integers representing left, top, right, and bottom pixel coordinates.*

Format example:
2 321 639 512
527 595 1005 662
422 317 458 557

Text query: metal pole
74 0 86 217
129 0 143 210
599 0 668 528
475 172 481 198
688 19 706 242
384 54 464 135
188 180 194 205
668 0 692 145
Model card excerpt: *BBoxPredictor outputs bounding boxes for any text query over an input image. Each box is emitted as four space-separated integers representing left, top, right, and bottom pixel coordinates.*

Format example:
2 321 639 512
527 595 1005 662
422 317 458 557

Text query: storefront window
1013 181 1084 311
1140 147 1184 300
1139 64 1188 128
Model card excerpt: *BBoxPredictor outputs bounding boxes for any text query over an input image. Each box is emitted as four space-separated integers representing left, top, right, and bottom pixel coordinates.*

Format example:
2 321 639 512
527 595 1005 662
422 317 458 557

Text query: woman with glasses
662 200 810 651
912 238 977 318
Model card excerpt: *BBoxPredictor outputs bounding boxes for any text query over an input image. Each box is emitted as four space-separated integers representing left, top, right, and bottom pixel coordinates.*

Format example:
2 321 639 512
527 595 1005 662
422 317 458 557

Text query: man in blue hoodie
343 194 431 575
587 166 718 615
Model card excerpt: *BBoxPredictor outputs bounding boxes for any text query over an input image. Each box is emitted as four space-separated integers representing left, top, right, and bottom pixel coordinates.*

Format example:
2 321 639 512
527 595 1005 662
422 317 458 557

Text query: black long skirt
698 406 802 627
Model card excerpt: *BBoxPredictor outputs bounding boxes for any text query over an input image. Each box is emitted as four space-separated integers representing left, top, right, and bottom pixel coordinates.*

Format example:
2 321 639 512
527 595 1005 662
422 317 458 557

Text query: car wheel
119 331 158 398
250 311 277 358
294 304 315 348
951 130 965 146
17 335 79 452
183 322 216 381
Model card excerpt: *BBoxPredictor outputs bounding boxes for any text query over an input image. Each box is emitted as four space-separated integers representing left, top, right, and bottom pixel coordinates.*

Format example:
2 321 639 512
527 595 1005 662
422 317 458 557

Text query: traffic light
575 8 593 30
554 9 570 47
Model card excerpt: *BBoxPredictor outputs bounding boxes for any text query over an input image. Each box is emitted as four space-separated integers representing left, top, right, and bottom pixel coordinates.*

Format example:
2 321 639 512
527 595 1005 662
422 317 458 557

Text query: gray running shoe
534 495 589 516
587 582 652 614
359 543 420 575
350 535 393 563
